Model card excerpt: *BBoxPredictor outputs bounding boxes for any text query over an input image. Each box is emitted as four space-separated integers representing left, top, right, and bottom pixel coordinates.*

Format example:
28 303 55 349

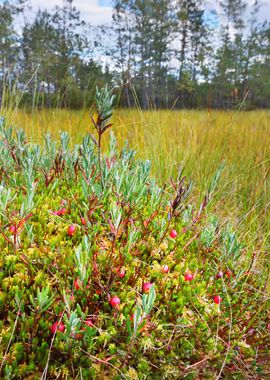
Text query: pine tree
21 10 58 106
51 0 86 106
176 0 208 107
0 1 19 104
150 0 175 107
112 0 135 107
113 0 175 108
213 0 247 107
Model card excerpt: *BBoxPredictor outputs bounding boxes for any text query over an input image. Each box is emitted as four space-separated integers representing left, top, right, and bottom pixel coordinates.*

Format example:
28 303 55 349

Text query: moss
0 120 267 379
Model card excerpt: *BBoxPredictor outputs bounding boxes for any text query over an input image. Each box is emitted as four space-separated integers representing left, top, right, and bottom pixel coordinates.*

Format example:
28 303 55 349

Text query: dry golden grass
4 107 270 244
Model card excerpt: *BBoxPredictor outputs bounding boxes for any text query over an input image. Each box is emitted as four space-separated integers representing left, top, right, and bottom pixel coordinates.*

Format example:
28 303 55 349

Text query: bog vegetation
0 87 269 379
6 107 270 241
0 0 270 378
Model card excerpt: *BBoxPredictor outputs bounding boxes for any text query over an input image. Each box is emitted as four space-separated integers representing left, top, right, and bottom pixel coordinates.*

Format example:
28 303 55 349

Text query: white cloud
29 0 113 25
27 0 270 27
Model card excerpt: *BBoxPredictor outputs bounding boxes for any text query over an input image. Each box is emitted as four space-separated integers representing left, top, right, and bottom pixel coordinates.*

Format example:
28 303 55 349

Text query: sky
29 0 113 25
0 0 265 27
26 0 270 26
205 0 270 24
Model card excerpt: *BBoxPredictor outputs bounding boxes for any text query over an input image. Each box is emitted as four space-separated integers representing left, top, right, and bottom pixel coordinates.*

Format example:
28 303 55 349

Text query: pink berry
51 321 65 334
213 295 222 305
85 319 94 327
169 229 177 239
67 225 76 236
143 282 153 293
74 278 82 290
184 273 194 281
162 265 169 273
109 296 121 308
58 208 67 216
116 268 125 278
9 225 16 235
216 271 223 279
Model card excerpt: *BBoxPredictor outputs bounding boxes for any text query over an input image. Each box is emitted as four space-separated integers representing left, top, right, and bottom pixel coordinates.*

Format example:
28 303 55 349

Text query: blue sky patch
98 0 112 7
203 9 219 29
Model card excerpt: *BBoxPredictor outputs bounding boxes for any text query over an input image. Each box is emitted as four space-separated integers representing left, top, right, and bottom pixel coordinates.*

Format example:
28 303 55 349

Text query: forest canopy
0 0 270 109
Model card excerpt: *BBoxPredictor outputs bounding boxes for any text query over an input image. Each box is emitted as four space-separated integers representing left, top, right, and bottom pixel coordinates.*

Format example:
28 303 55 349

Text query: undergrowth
0 88 269 379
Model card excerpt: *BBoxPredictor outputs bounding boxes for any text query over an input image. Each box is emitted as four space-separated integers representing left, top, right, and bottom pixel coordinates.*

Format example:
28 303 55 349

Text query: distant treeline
0 0 270 109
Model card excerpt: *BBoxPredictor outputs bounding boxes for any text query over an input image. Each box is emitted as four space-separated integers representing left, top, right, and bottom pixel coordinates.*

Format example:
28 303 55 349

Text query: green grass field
5 108 270 246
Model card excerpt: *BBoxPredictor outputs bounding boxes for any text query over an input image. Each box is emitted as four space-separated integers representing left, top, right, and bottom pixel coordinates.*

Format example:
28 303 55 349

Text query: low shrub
0 89 269 379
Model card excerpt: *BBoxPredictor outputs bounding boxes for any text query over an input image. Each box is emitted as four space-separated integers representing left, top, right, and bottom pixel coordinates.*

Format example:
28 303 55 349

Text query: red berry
162 265 169 273
51 321 65 334
143 282 153 293
169 229 177 239
216 271 223 279
81 217 86 225
116 268 125 278
184 273 194 281
9 225 16 235
85 319 94 327
74 278 82 290
109 296 121 308
67 225 76 236
226 271 232 278
58 208 67 216
213 295 222 305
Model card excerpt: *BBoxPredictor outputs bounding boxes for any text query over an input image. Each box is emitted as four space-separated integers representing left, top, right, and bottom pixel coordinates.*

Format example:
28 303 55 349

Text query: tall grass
3 107 270 247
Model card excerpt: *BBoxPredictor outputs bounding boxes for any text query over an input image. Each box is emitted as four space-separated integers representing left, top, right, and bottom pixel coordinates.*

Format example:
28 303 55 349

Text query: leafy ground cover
0 92 269 378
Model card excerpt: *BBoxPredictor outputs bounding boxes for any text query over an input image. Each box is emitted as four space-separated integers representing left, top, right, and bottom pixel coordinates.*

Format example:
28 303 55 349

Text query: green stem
98 132 104 190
